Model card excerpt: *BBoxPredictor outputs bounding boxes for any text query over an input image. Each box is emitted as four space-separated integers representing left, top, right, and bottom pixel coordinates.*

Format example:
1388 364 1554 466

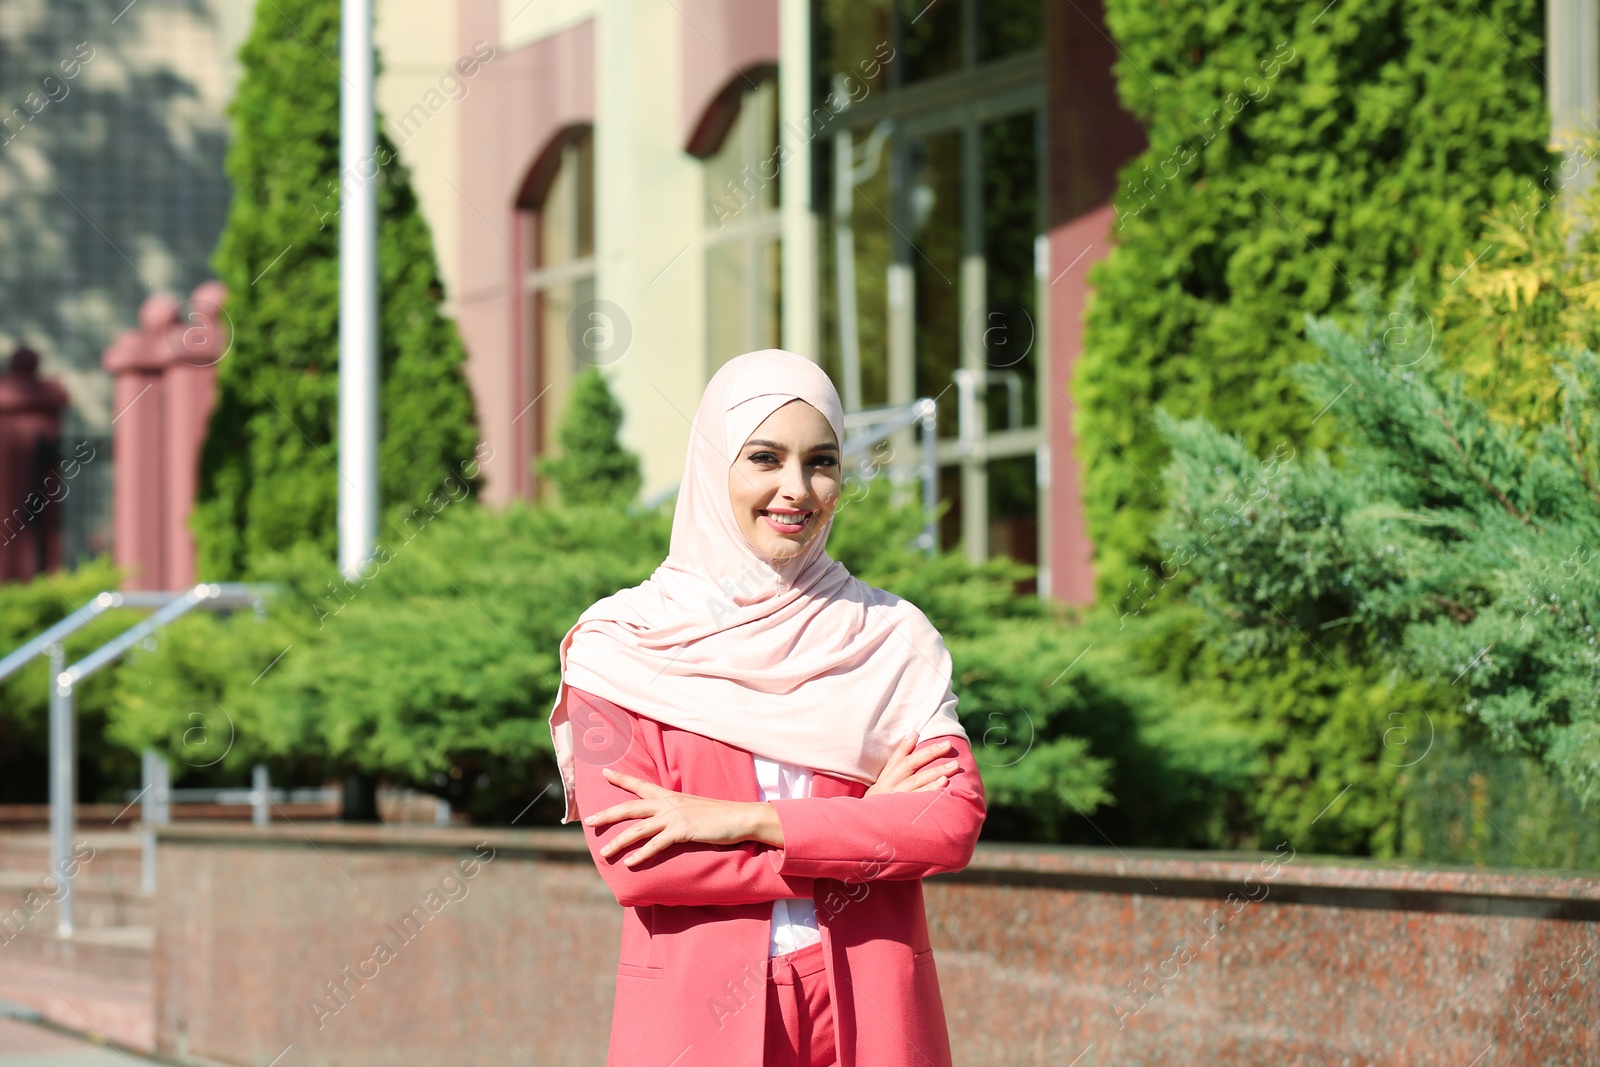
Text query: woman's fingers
909 759 961 792
601 766 668 797
619 815 694 865
590 792 727 862
886 741 954 783
622 828 679 866
599 816 660 857
584 800 646 828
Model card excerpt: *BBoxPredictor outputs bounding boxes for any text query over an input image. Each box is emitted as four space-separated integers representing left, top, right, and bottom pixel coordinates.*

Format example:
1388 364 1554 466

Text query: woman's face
728 400 841 560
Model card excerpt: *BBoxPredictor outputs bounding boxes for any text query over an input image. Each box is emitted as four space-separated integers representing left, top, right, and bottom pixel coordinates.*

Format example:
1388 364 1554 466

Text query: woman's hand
583 767 768 866
864 734 961 797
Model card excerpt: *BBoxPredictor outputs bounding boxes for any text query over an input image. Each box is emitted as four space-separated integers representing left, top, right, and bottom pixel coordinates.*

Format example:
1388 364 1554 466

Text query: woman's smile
759 507 815 534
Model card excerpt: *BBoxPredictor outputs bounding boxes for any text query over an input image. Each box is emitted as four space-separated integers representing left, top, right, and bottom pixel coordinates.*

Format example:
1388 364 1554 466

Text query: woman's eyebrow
743 438 839 452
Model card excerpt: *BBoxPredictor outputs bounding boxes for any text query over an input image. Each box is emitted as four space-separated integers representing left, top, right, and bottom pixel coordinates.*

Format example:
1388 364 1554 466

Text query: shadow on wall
0 0 234 426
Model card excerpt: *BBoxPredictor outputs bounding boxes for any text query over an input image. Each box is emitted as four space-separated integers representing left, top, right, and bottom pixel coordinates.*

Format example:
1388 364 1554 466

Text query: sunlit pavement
0 1012 159 1066
0 956 155 1066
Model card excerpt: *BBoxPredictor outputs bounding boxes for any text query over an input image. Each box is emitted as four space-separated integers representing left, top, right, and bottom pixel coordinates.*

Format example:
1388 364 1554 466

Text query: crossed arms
570 692 987 908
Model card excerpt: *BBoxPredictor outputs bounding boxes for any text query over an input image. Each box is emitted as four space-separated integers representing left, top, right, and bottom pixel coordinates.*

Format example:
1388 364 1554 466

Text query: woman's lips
760 509 812 534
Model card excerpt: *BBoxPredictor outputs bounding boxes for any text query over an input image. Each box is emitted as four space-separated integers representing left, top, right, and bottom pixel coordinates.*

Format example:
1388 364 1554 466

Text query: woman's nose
778 459 809 501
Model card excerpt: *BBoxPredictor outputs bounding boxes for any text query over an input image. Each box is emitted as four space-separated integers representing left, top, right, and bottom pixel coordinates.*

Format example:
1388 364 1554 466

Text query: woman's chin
760 538 803 559
748 531 808 560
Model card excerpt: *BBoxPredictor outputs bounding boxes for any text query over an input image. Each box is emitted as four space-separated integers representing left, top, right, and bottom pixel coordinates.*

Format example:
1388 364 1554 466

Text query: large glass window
704 76 783 375
815 0 1044 584
521 127 595 500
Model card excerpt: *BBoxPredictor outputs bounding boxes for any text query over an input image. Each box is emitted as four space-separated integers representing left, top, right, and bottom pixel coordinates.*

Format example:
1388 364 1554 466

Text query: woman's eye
811 456 839 468
748 452 779 464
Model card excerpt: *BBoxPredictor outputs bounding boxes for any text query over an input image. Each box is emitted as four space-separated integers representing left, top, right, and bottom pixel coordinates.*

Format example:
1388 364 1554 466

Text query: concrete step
0 872 154 930
0 925 152 983
0 833 144 897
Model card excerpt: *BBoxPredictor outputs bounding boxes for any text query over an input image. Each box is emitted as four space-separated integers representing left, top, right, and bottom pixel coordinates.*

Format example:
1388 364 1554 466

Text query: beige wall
347 0 767 501
592 0 708 500
375 0 465 313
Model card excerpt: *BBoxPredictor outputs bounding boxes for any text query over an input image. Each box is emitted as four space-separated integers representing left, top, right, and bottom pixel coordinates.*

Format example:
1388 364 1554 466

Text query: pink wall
1044 0 1148 606
454 2 596 506
679 0 779 154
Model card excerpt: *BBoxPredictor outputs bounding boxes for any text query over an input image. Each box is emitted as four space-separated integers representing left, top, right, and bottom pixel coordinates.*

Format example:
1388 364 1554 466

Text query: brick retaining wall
152 823 1600 1066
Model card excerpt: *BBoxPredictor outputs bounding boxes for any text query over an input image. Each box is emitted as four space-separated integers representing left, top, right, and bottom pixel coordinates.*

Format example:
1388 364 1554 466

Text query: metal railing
0 582 275 936
840 398 939 554
126 763 452 893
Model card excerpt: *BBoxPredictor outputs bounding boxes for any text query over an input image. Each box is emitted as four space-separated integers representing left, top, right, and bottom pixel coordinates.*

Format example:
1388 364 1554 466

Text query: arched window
518 126 595 498
700 74 782 375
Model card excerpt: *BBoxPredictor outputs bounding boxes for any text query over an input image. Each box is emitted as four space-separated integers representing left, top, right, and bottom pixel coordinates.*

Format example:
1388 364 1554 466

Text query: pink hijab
547 349 969 823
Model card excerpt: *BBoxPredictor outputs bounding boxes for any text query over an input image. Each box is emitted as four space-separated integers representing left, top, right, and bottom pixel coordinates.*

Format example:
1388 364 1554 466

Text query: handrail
2 582 278 937
0 591 174 684
58 583 270 685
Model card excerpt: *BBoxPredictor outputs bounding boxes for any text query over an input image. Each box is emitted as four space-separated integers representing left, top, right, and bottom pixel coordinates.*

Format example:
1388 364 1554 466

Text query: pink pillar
1044 0 1148 606
0 347 71 583
101 285 228 592
155 282 227 587
103 295 180 590
1047 206 1116 607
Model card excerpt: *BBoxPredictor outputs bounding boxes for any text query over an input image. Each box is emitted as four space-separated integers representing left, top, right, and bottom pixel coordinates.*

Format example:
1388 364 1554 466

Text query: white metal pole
48 648 73 937
339 0 379 577
779 0 818 359
252 763 270 826
140 749 168 894
920 400 938 557
833 128 862 412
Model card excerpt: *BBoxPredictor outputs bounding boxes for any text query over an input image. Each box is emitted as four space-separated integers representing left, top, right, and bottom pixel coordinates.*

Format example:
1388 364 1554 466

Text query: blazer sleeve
762 735 987 883
570 692 818 909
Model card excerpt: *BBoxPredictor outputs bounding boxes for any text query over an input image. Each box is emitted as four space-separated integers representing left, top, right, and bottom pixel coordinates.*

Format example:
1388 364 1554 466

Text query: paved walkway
0 960 150 1055
0 1013 159 1066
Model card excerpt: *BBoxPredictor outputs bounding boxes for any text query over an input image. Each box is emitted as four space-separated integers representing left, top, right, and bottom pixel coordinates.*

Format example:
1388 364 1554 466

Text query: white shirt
752 755 823 957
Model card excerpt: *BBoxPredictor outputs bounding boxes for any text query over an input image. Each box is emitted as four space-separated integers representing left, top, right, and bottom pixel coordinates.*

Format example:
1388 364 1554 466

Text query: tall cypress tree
194 0 480 578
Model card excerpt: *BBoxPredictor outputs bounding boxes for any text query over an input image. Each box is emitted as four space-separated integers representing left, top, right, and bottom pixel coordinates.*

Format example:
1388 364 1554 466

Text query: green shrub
1399 727 1600 871
1431 129 1600 437
116 474 1271 836
830 485 1262 848
113 500 671 821
1155 292 1600 866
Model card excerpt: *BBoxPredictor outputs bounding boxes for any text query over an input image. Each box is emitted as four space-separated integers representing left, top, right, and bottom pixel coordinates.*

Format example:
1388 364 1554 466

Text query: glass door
816 0 1045 583
825 100 1043 585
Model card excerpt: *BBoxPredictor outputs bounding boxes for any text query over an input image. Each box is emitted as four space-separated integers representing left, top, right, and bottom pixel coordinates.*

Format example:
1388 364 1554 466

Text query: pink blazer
567 685 987 1067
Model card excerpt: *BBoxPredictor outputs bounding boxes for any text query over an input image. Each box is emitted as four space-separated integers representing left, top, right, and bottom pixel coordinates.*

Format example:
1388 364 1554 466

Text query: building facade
435 0 1145 603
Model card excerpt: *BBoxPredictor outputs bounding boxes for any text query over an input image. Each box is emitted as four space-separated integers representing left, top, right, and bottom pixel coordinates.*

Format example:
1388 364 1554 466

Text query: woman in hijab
547 349 986 1067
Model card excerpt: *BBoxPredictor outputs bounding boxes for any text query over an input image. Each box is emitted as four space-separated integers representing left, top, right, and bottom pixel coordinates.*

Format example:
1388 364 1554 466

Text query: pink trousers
763 940 838 1067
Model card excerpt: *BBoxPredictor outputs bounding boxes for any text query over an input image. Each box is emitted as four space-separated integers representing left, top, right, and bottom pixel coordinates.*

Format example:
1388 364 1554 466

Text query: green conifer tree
1161 291 1600 810
536 368 642 506
193 0 481 578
